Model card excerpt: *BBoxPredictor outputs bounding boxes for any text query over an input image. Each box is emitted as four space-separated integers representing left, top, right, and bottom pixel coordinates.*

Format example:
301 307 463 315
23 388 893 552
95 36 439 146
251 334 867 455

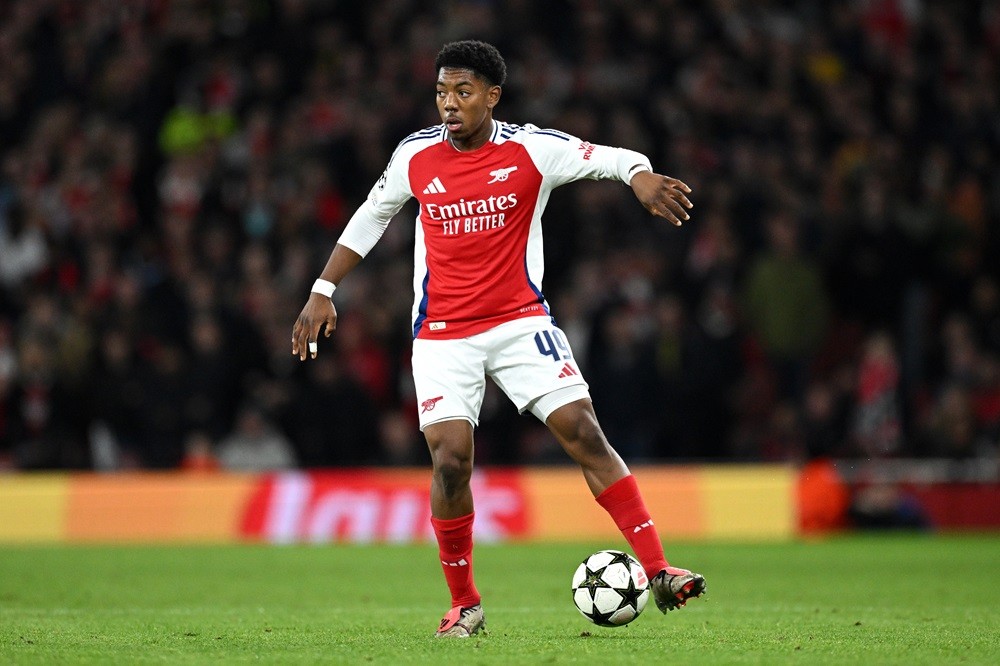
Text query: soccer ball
571 550 649 627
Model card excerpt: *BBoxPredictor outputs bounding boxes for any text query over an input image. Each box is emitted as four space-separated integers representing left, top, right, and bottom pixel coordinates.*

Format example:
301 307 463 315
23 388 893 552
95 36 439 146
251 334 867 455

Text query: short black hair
434 40 507 87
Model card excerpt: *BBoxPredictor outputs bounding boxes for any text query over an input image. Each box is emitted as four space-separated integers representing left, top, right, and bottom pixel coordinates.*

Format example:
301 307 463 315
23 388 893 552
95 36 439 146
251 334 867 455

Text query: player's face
436 67 500 150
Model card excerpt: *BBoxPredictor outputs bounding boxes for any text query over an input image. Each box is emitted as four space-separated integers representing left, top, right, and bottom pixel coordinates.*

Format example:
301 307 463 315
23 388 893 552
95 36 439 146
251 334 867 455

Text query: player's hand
292 294 337 361
629 171 693 226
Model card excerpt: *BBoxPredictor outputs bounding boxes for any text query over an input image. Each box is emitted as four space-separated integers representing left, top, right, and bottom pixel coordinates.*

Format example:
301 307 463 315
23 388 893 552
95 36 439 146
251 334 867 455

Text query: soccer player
292 40 705 638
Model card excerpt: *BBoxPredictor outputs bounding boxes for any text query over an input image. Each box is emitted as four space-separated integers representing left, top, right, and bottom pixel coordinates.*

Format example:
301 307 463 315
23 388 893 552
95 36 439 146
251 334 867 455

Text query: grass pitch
0 536 998 664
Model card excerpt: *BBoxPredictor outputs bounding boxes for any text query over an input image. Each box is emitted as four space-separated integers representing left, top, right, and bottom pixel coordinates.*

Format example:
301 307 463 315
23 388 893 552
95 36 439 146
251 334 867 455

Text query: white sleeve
336 145 413 257
520 126 652 188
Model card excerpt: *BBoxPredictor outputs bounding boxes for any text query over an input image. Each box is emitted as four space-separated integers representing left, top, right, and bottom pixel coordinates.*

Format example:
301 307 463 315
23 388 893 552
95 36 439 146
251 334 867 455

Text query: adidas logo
633 519 654 533
441 558 469 567
557 362 578 379
423 177 447 194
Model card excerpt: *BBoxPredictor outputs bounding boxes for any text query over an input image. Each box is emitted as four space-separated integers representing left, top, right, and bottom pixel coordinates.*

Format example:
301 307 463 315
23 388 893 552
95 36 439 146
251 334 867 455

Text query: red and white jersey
338 120 651 339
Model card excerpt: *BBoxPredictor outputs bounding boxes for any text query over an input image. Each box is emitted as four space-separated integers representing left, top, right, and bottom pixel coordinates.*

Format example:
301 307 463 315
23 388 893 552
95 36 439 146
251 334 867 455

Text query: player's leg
544 399 706 612
424 418 485 636
484 317 705 612
543 399 667 574
412 335 488 637
540 396 629 495
426 418 476 519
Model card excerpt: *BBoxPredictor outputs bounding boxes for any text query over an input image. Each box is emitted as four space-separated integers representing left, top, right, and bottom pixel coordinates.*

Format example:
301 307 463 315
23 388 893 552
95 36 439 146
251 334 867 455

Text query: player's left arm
628 170 692 227
522 127 692 225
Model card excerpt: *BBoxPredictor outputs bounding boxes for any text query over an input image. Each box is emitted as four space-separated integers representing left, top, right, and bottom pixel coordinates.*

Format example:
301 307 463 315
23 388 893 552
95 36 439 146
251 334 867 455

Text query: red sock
595 475 669 580
431 512 481 609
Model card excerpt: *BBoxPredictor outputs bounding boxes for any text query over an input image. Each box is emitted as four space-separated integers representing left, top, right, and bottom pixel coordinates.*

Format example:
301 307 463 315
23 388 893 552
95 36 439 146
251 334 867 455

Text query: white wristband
311 278 336 298
626 163 651 183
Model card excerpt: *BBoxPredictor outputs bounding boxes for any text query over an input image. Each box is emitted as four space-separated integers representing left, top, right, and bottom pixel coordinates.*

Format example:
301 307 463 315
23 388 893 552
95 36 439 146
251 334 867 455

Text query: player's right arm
291 243 362 361
292 137 416 360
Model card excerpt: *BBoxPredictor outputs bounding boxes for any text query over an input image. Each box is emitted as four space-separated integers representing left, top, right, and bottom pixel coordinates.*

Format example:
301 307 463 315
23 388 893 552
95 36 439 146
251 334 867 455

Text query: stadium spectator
743 210 829 400
216 403 297 472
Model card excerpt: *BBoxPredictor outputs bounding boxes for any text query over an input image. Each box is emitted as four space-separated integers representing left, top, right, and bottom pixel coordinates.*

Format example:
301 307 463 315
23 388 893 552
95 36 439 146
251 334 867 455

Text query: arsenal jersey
337 120 651 339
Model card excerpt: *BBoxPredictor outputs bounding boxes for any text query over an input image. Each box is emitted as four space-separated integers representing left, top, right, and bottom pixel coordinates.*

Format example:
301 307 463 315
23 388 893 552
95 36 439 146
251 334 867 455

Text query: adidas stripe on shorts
411 316 591 430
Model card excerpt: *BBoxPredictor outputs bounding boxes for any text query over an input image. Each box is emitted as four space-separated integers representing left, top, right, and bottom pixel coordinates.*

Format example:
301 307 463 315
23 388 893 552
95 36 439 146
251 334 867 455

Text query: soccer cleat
434 604 486 638
650 567 706 613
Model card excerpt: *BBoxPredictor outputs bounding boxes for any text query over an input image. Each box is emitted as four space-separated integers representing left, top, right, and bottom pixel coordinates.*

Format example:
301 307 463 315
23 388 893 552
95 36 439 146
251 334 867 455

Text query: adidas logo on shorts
557 362 578 379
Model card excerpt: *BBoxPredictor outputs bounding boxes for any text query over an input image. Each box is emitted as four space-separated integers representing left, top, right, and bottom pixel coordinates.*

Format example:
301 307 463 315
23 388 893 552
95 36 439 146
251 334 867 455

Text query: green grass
0 536 998 664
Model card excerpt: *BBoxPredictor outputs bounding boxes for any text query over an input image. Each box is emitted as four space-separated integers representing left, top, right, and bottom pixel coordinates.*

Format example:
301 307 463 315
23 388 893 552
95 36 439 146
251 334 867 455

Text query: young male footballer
292 40 705 638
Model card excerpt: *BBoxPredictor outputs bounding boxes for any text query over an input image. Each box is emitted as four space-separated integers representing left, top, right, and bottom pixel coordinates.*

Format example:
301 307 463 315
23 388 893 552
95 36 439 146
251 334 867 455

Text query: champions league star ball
571 550 650 627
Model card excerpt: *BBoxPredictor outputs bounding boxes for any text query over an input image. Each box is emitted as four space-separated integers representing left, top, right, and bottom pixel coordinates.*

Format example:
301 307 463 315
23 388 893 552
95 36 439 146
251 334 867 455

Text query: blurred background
0 0 998 494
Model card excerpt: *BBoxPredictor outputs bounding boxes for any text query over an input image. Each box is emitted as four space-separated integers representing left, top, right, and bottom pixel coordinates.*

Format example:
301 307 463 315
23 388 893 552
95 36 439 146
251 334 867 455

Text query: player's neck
449 118 494 152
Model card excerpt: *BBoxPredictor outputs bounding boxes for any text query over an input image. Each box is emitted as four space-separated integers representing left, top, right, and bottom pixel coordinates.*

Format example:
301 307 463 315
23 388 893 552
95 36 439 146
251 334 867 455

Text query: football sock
595 474 669 580
431 512 481 609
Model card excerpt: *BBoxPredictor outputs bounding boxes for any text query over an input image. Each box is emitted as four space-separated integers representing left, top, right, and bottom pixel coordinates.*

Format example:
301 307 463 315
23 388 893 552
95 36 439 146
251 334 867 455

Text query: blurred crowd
1 0 999 471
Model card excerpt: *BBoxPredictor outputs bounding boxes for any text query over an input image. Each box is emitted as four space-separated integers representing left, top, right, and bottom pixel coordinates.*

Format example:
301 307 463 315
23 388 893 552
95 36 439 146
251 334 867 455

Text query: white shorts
411 316 591 430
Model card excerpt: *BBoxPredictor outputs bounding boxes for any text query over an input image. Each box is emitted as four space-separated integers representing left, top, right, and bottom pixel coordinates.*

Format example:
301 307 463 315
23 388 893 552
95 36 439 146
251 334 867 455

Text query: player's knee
431 446 473 498
576 419 609 455
560 412 609 458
